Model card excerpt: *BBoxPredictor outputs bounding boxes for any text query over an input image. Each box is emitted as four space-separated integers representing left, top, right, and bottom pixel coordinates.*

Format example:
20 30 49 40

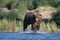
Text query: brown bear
31 10 42 32
23 10 42 32
23 11 36 31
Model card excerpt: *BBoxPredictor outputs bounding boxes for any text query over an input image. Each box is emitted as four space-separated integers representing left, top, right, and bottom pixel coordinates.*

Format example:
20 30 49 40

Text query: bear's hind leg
23 21 28 31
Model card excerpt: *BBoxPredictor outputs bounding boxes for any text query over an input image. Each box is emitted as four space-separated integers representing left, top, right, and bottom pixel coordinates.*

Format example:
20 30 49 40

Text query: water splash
20 29 47 34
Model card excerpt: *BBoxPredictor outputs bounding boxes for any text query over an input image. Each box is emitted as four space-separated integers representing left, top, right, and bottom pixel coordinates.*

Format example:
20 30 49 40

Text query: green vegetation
0 19 8 31
53 8 60 28
40 22 57 33
0 0 60 33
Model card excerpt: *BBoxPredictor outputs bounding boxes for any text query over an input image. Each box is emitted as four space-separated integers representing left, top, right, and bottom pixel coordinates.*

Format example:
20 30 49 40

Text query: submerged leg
31 23 37 33
23 21 28 31
37 24 40 30
33 23 37 33
31 24 34 30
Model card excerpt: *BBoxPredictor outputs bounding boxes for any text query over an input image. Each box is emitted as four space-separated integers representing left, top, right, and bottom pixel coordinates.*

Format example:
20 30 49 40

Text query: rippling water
0 32 60 40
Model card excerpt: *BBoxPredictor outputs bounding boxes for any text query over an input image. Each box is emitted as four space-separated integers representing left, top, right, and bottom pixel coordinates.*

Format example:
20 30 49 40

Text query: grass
0 19 60 33
40 22 58 33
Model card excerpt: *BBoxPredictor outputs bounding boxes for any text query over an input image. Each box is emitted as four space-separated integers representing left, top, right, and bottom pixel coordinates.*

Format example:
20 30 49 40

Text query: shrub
40 22 57 33
27 0 39 10
53 9 60 28
0 19 8 31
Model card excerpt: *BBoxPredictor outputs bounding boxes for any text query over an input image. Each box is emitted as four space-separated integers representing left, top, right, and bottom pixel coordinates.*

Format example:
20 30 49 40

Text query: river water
0 32 60 40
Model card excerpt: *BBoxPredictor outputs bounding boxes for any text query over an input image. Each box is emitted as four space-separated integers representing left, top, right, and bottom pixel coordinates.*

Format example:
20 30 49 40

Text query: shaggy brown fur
23 10 42 33
32 11 42 32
